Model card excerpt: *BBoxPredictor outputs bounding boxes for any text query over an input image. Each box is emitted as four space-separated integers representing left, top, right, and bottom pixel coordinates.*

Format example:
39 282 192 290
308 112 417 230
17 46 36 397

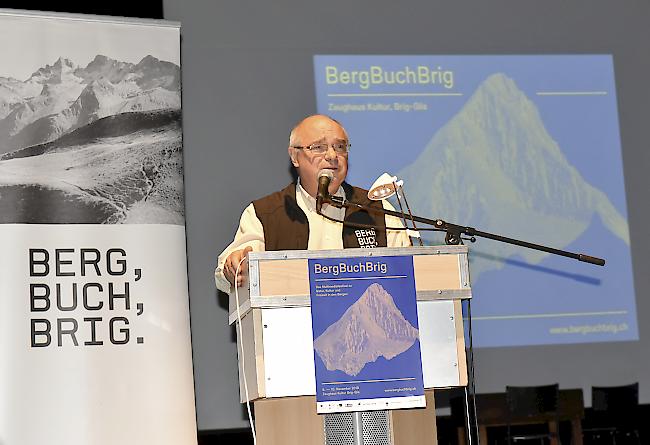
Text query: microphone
316 169 334 214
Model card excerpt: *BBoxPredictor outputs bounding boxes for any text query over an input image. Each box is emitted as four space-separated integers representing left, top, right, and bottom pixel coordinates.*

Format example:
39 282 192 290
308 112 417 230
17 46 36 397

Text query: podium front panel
232 246 470 402
419 300 465 387
261 307 316 398
239 303 463 401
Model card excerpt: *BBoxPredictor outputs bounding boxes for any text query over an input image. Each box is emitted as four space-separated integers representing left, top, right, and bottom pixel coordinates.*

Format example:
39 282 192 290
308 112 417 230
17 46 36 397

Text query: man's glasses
292 142 351 154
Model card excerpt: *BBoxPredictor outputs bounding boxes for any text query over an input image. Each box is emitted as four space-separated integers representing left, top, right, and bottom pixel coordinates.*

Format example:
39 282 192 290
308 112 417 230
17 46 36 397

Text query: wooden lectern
228 246 471 445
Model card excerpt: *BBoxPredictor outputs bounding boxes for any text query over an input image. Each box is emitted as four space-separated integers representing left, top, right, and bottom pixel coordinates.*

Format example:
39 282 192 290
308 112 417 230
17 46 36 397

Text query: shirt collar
296 179 345 216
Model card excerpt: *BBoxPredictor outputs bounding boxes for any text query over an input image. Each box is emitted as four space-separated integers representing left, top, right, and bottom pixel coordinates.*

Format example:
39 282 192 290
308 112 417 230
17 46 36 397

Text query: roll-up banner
0 10 197 445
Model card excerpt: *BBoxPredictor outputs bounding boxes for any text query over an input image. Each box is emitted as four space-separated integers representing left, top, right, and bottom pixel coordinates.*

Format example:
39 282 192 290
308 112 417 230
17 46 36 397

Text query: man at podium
214 115 455 445
215 114 410 292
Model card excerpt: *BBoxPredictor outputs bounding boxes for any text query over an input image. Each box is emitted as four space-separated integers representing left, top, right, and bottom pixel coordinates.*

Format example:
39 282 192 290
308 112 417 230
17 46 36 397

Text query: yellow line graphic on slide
536 91 608 96
470 310 627 321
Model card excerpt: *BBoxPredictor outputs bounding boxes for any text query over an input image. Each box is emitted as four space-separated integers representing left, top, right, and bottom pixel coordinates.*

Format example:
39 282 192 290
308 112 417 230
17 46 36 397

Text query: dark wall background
162 0 650 430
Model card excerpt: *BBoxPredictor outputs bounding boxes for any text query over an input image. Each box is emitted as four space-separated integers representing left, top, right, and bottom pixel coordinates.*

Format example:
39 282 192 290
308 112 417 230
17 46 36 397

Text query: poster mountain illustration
314 283 419 376
398 73 629 277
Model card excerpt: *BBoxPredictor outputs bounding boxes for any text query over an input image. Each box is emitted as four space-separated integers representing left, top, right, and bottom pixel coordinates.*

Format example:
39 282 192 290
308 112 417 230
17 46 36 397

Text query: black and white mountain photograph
0 16 183 224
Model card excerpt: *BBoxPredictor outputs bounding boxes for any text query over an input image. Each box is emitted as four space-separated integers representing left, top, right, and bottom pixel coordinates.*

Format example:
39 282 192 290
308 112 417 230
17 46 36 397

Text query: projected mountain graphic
398 73 629 277
313 283 418 376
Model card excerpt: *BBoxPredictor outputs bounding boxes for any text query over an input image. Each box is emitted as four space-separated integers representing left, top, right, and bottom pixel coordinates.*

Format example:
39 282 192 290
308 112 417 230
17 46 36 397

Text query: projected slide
314 55 637 347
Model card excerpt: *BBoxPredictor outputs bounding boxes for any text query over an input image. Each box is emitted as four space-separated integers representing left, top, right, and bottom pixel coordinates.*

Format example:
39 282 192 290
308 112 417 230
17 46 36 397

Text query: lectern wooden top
229 245 471 325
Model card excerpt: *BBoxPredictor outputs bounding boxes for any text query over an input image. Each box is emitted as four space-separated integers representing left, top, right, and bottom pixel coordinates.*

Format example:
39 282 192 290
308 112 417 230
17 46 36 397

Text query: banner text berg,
28 248 146 348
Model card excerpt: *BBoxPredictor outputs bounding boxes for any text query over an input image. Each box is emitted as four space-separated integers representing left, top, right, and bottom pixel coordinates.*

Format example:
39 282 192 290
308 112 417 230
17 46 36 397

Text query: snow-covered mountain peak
314 283 418 376
27 57 79 84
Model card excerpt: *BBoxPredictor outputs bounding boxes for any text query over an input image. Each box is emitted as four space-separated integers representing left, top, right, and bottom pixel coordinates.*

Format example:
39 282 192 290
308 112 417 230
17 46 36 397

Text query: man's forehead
296 117 347 140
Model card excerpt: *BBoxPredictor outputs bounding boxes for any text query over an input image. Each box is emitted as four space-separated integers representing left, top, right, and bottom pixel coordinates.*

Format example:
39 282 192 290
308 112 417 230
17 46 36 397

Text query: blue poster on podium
309 255 425 413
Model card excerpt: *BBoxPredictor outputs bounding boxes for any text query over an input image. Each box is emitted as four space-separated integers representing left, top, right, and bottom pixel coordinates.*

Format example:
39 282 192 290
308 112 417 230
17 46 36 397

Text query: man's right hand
223 246 253 288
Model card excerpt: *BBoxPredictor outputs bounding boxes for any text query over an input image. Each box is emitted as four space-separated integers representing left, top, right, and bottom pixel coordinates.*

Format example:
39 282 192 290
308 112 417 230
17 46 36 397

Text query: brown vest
252 183 387 251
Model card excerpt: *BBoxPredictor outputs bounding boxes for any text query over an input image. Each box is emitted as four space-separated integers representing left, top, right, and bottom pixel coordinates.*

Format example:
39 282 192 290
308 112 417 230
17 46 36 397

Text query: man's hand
224 246 253 288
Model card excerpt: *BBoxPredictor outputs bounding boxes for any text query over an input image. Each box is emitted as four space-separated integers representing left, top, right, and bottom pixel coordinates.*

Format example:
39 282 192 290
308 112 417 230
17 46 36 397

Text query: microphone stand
321 193 605 445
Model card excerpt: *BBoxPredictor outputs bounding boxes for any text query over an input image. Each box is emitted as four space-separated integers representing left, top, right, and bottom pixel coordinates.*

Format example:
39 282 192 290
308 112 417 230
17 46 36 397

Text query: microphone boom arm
325 195 605 267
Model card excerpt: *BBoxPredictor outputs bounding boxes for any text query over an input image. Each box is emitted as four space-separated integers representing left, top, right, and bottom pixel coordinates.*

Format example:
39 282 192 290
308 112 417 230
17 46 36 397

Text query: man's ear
288 147 299 167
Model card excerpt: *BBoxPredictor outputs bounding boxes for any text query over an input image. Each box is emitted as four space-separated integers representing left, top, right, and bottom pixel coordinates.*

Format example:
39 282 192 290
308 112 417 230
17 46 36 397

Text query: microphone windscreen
318 169 334 180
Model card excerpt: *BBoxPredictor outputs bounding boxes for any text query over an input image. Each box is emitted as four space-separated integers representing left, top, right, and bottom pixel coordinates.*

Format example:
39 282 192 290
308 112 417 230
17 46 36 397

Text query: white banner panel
0 225 196 445
0 10 196 445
